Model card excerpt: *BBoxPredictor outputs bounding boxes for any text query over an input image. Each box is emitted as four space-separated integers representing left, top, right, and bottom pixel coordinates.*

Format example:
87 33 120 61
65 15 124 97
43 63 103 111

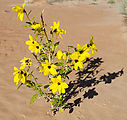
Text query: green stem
28 66 32 81
32 53 42 67
49 52 51 64
31 74 38 84
24 10 32 23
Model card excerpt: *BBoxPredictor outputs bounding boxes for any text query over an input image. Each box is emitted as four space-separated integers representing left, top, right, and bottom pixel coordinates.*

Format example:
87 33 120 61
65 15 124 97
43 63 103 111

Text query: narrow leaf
36 83 43 87
17 83 23 90
30 70 34 74
40 39 43 43
67 52 72 56
68 46 74 48
26 21 32 25
30 94 38 104
55 62 64 66
39 89 44 97
44 84 50 90
32 16 35 20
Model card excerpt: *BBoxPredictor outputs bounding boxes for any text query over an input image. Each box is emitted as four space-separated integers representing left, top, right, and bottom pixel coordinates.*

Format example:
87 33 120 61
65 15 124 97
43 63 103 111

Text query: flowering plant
12 3 97 115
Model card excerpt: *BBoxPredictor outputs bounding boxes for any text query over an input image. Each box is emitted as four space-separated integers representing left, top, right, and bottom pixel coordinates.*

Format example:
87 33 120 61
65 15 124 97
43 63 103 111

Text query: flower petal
50 68 57 75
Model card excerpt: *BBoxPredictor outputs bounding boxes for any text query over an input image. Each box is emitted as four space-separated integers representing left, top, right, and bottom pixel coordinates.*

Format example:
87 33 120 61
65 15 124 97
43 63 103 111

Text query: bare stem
41 12 49 43
32 53 42 67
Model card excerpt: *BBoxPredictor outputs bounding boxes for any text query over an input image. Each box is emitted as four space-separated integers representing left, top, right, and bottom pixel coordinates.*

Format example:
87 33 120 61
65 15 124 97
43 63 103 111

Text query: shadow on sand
62 57 124 113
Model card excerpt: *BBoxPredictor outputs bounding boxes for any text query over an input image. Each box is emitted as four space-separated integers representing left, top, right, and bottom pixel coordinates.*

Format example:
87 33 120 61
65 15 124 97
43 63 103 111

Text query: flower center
48 66 51 69
58 82 61 85
24 72 27 76
90 43 92 46
36 46 39 49
75 60 78 63
25 59 29 63
32 41 34 44
87 44 90 47
79 50 84 54
21 71 23 74
53 29 57 33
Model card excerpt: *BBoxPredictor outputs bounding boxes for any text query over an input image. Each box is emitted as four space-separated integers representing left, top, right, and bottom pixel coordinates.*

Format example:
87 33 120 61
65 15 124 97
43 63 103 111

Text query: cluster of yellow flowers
12 3 97 113
13 57 31 85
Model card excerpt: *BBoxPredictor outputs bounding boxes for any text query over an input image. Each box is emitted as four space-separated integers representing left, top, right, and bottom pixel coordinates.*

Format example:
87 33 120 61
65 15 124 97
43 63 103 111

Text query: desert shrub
12 3 97 115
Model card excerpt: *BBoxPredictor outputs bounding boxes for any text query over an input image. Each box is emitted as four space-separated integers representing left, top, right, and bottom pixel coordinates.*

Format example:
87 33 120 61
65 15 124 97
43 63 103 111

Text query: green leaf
55 103 59 109
57 69 63 74
51 101 57 106
62 73 66 79
39 89 44 97
33 87 38 91
26 85 31 88
34 29 37 34
67 52 72 56
26 21 32 25
48 39 52 43
44 84 50 90
17 83 23 90
40 39 43 43
66 67 72 75
68 46 74 48
34 77 38 80
32 16 35 20
26 80 35 88
55 62 64 66
30 94 38 104
38 53 44 57
36 83 43 87
30 70 34 74
54 41 60 49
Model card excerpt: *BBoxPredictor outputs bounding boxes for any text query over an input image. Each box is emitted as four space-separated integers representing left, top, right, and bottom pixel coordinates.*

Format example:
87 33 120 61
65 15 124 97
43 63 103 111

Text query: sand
0 0 127 120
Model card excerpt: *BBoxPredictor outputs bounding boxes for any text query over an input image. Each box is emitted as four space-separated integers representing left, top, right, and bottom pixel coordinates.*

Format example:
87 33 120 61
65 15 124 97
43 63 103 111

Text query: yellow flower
20 57 32 69
63 53 67 61
77 43 88 51
77 44 91 61
12 3 25 21
70 52 83 70
13 67 28 85
31 23 42 30
56 50 67 61
31 23 42 38
39 60 57 76
49 75 68 94
88 35 97 55
25 34 43 54
50 21 66 39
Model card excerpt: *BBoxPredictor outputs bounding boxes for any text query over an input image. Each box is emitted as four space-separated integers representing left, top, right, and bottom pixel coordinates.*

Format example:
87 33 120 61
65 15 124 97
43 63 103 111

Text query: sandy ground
0 0 127 120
